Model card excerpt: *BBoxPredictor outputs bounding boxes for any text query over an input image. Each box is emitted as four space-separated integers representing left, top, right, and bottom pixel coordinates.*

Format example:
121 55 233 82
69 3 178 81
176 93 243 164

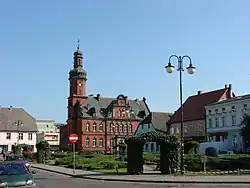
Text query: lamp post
165 55 196 174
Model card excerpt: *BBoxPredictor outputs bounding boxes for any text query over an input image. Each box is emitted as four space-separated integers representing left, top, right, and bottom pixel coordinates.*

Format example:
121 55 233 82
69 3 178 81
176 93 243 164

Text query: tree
36 141 50 163
241 114 250 147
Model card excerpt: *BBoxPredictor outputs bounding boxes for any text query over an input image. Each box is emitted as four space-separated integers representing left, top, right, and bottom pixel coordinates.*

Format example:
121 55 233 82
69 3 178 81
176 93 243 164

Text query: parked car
0 161 36 187
5 154 30 169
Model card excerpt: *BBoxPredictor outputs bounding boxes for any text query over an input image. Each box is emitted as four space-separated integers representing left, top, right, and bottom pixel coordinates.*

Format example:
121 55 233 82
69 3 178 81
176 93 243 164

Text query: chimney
96 94 100 101
228 84 232 98
197 90 202 95
225 84 228 88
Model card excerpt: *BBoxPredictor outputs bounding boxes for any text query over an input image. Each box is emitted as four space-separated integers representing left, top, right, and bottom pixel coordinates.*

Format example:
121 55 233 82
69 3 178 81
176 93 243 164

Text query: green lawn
93 168 127 174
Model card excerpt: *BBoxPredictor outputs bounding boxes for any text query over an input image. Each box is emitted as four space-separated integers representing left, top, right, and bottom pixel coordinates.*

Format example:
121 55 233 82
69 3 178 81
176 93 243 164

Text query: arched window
151 143 154 152
86 122 90 132
93 137 96 147
99 123 103 132
110 123 114 132
123 124 127 133
86 137 90 147
115 124 119 132
99 138 104 147
93 122 97 132
119 124 123 132
128 124 132 132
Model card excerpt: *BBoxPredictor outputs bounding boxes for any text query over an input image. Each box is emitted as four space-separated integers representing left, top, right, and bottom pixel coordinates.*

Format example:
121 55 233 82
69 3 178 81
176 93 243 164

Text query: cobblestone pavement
34 169 250 188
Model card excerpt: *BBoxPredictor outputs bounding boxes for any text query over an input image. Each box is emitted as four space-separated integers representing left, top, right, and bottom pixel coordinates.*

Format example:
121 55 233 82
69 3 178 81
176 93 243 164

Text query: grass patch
93 168 127 174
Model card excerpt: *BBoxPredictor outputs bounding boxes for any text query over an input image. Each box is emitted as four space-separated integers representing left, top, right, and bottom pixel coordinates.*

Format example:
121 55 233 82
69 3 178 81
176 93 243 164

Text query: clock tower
67 40 87 120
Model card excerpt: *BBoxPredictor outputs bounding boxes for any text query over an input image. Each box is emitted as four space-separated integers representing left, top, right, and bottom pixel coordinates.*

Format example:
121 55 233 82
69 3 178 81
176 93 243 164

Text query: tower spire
77 38 80 50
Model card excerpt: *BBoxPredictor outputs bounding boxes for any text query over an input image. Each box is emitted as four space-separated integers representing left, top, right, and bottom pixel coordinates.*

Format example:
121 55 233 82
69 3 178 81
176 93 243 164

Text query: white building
205 94 250 152
36 120 60 151
0 107 38 153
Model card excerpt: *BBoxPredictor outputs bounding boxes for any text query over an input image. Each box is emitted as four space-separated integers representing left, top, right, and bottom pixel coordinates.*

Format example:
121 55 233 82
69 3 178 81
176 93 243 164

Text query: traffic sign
69 133 78 143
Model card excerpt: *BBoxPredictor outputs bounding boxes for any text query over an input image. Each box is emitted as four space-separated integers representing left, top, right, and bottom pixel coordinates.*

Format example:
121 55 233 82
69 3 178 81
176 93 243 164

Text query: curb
31 165 250 184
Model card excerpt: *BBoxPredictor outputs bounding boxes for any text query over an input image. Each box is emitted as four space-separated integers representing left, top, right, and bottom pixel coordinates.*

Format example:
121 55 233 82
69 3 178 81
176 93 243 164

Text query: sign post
202 155 207 172
69 133 78 175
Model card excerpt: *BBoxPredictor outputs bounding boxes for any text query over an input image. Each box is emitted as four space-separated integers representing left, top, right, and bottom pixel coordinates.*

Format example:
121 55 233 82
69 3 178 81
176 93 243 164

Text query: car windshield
6 155 25 161
0 164 28 175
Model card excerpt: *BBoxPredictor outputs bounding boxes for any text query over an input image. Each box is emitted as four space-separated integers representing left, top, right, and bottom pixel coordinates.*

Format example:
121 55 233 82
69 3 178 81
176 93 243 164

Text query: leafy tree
241 114 250 147
36 141 50 163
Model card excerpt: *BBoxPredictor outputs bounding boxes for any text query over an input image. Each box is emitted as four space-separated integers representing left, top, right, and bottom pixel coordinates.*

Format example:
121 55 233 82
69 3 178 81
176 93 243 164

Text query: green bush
143 153 160 164
184 141 199 154
205 147 217 157
51 152 68 159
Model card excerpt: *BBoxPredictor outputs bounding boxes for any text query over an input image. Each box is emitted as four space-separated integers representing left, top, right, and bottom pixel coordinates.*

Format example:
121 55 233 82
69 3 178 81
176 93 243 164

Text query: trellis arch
125 132 180 175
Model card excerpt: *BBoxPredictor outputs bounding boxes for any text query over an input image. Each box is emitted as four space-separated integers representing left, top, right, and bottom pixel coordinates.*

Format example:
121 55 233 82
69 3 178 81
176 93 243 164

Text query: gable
168 87 231 124
134 123 157 137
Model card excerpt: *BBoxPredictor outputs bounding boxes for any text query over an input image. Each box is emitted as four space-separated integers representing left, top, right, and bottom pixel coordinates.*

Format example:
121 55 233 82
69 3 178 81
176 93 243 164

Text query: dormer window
208 110 212 115
244 104 247 109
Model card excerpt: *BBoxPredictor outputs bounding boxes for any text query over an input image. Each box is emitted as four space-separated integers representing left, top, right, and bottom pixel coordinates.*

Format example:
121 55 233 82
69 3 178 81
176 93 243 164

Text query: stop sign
69 133 78 143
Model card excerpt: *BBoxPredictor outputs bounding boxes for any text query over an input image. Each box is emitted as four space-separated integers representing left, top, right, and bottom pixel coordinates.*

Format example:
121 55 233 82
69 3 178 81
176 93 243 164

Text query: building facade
36 120 60 151
134 112 172 153
205 94 250 152
0 107 38 152
60 45 150 152
168 84 235 142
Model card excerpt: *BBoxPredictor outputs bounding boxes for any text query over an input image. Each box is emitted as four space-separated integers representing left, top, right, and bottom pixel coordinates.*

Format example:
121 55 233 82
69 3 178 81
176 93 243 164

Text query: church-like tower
67 40 87 120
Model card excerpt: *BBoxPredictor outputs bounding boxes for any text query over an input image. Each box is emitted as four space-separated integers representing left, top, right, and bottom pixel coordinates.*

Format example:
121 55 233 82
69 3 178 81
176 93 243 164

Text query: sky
0 0 250 123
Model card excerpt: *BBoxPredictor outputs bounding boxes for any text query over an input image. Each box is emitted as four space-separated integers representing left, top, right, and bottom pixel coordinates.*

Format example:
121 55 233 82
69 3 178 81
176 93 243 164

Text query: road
34 169 250 188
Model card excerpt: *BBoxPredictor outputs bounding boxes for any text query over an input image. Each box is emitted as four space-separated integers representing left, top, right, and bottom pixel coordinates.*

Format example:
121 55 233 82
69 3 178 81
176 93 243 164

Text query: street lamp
165 55 196 174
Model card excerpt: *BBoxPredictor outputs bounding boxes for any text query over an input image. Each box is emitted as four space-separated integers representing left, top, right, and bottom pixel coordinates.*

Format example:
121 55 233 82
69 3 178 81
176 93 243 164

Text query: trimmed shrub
205 147 217 157
184 141 199 154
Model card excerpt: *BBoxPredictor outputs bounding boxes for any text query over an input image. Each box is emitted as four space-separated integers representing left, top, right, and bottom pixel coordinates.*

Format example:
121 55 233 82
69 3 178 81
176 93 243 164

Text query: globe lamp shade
165 63 175 73
187 64 196 74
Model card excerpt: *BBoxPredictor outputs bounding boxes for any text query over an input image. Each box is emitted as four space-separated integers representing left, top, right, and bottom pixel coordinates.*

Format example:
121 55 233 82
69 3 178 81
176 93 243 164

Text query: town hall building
60 44 150 153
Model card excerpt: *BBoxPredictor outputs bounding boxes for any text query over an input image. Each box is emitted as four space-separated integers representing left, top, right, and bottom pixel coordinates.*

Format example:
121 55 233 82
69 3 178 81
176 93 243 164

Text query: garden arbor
125 132 180 174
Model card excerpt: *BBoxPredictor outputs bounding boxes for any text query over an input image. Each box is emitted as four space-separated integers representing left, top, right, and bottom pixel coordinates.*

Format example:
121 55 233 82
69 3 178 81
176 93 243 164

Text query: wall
205 97 250 152
36 120 57 133
0 132 37 152
37 132 60 146
80 119 139 152
170 120 205 138
134 123 160 153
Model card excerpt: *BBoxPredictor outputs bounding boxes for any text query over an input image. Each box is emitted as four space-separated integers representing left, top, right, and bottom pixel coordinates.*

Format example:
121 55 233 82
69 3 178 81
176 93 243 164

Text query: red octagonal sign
69 133 78 143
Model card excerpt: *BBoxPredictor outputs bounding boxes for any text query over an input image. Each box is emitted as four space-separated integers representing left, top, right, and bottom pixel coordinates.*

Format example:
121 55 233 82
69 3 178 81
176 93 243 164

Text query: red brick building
60 45 150 152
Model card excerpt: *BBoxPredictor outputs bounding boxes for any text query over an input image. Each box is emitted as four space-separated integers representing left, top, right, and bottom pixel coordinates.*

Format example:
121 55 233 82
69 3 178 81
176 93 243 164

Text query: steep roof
78 95 150 121
0 107 38 132
206 94 250 107
168 86 234 124
139 112 172 132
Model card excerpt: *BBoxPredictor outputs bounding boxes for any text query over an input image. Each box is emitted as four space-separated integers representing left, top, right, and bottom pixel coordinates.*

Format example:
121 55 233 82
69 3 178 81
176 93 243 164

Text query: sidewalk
31 163 250 184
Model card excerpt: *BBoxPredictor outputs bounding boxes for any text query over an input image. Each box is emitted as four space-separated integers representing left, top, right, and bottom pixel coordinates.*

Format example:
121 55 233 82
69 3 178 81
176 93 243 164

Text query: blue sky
0 0 250 123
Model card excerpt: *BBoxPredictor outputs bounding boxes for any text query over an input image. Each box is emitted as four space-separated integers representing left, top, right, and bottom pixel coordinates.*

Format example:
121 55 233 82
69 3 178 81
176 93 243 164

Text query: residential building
168 84 235 142
60 45 150 152
0 107 38 152
36 120 60 151
205 94 250 152
134 112 172 153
